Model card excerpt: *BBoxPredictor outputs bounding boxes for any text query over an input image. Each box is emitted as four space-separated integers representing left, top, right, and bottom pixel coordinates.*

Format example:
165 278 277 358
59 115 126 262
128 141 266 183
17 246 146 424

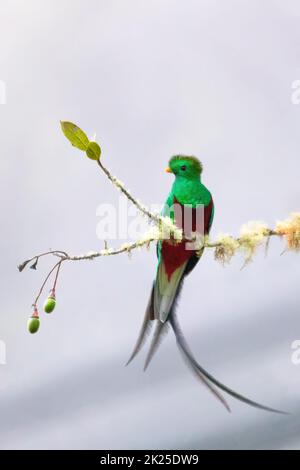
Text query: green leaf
60 121 90 151
86 141 101 161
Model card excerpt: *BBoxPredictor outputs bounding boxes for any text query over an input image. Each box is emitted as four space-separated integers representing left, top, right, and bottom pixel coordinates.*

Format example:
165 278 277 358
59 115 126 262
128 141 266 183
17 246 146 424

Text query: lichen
214 234 239 264
276 213 300 251
238 221 269 264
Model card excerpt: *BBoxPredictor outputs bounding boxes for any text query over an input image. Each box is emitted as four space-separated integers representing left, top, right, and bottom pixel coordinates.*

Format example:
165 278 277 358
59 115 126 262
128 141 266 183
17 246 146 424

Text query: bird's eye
181 165 187 171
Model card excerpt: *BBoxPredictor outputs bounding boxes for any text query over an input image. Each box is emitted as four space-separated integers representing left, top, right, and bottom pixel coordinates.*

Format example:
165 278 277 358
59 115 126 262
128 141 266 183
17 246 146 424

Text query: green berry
28 316 40 334
44 296 56 314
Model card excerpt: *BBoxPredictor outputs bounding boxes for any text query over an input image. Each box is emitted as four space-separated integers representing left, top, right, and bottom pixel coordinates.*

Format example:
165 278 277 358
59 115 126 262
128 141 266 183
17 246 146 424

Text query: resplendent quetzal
127 155 285 414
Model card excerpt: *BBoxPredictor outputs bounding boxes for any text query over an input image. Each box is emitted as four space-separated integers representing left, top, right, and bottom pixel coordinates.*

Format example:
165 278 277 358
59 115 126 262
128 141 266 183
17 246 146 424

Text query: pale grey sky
0 0 299 449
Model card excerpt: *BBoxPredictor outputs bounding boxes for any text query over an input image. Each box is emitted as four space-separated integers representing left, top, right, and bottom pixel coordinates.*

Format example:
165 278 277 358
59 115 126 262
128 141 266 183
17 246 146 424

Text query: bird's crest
169 155 203 174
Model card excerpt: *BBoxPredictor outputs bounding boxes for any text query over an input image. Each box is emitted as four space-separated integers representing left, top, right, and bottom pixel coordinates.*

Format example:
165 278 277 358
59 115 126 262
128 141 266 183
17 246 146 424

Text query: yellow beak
165 167 172 173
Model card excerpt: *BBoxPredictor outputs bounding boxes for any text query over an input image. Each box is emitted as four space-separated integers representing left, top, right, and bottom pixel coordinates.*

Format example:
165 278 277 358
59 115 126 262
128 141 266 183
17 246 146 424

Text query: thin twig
65 237 159 261
18 250 68 272
97 160 160 223
53 262 62 291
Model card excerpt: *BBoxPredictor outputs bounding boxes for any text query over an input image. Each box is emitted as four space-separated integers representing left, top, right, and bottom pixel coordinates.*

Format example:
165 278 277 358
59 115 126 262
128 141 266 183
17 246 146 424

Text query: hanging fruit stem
32 306 39 317
52 261 61 294
32 260 63 307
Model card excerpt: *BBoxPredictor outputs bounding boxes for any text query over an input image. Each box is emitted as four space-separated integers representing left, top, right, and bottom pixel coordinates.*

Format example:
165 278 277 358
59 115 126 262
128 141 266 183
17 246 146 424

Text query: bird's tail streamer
125 285 154 366
169 312 288 415
143 320 169 371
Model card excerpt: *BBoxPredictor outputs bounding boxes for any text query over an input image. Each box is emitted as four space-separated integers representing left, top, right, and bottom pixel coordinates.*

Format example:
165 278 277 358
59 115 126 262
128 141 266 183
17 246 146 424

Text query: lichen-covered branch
212 215 300 265
19 213 300 270
19 213 300 321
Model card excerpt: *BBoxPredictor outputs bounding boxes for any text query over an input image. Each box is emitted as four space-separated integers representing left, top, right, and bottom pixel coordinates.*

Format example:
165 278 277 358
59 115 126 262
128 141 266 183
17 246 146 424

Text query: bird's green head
166 155 203 180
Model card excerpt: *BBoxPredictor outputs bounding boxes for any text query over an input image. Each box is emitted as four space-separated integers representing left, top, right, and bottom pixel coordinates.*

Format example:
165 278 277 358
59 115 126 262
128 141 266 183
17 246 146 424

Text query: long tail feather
178 344 231 412
144 320 169 371
126 286 154 366
170 313 288 415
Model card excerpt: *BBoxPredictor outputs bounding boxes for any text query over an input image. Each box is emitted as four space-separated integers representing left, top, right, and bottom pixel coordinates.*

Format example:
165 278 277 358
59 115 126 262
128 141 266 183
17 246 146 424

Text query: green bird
127 155 285 414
